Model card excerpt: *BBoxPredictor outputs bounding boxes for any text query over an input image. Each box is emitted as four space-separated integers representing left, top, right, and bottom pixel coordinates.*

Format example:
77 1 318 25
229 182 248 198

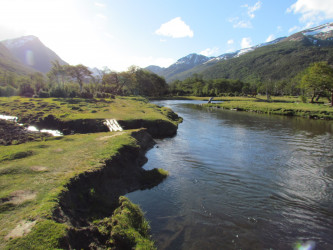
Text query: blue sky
1 0 333 71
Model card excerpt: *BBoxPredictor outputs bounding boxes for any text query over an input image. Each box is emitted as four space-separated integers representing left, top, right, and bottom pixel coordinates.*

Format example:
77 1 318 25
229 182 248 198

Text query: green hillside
169 38 333 84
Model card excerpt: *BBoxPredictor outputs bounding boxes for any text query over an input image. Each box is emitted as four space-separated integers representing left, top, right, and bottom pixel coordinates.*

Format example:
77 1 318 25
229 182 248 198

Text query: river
127 100 333 250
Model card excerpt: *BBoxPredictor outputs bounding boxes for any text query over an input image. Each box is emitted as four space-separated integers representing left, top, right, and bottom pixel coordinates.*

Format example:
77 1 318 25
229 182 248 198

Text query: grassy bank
204 98 333 120
165 96 333 120
0 96 180 125
0 96 180 249
0 96 182 138
0 130 163 249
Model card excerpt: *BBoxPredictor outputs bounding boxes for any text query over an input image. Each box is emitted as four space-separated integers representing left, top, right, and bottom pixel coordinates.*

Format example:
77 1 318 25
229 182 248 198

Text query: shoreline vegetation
152 95 333 120
0 96 181 249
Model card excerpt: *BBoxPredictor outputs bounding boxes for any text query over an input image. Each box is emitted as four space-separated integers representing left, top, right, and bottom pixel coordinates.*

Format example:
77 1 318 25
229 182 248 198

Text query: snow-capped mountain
1 35 67 73
146 22 333 82
175 53 212 65
146 53 212 77
284 22 333 43
2 35 37 49
145 37 284 81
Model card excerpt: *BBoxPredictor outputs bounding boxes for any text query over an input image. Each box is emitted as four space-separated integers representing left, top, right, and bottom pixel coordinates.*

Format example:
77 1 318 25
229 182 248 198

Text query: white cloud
228 1 262 29
266 34 275 42
200 47 219 56
241 37 252 49
227 39 234 45
288 25 300 33
155 17 194 38
229 17 252 28
287 0 333 23
242 1 262 19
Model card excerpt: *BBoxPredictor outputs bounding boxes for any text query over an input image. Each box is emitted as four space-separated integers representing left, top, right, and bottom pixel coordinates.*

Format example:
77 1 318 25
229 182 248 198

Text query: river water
127 100 333 250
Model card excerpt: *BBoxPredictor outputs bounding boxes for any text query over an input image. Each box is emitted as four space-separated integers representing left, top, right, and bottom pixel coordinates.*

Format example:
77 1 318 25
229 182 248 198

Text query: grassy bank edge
1 130 166 249
151 95 333 120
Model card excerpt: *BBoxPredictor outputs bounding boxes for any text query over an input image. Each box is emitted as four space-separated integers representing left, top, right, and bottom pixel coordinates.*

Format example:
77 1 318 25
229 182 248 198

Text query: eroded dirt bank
53 129 165 249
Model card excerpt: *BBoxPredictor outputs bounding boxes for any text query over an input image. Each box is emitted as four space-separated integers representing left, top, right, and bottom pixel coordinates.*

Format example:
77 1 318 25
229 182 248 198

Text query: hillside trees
301 61 333 105
66 64 92 92
0 61 168 98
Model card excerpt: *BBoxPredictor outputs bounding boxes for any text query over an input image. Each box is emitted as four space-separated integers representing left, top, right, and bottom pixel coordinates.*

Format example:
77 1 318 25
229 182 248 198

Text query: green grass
0 131 139 249
95 196 156 250
203 96 333 119
0 96 179 125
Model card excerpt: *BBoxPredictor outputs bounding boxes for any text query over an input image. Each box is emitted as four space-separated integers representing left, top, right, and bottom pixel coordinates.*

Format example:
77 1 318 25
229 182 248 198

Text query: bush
49 87 68 98
19 82 35 97
38 90 50 98
80 91 93 98
0 85 17 97
300 95 307 103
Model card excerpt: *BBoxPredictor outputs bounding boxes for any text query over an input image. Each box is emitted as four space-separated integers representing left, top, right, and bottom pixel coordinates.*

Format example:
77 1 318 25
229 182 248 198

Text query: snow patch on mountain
302 23 333 37
3 36 37 49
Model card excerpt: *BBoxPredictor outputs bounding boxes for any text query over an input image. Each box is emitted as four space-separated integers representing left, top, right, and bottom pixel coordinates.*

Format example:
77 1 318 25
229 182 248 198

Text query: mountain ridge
1 35 67 74
146 22 333 83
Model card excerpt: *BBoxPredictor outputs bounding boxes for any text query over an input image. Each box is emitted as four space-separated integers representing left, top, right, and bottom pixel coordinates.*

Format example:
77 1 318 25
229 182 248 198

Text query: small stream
0 114 62 136
127 100 333 249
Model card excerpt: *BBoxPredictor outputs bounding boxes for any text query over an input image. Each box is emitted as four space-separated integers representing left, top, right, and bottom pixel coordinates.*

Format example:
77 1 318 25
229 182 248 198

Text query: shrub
49 87 68 98
37 90 50 98
300 95 307 103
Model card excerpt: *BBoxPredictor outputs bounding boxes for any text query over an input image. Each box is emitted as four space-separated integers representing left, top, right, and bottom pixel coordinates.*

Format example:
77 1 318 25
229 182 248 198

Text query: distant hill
1 35 67 74
147 22 333 83
146 53 213 82
0 42 35 75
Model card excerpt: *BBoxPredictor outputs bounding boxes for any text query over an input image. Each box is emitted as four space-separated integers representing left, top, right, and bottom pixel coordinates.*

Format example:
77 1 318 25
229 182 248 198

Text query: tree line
169 62 333 105
1 60 332 105
0 61 168 98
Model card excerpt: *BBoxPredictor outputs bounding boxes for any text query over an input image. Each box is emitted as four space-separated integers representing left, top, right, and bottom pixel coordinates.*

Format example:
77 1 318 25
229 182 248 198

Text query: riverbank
1 129 168 249
0 96 182 249
157 96 333 120
204 99 333 120
0 96 182 138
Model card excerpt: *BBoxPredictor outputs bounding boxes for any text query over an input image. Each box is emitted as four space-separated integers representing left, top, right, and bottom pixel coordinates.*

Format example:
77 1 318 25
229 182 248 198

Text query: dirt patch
5 190 37 205
30 166 48 172
5 220 36 240
53 148 64 153
97 132 125 141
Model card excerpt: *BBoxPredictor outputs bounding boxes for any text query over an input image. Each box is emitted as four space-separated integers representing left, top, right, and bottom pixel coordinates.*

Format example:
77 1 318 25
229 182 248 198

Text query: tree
47 60 67 87
66 64 92 92
301 62 333 105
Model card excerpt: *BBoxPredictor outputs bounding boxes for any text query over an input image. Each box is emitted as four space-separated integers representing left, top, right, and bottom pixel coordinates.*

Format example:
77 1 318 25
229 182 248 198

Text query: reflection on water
127 100 333 249
0 114 63 136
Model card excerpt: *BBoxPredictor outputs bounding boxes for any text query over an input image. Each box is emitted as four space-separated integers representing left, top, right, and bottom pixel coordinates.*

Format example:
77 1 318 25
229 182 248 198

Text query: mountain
146 38 285 82
147 53 213 81
147 22 333 83
1 35 67 73
0 42 36 75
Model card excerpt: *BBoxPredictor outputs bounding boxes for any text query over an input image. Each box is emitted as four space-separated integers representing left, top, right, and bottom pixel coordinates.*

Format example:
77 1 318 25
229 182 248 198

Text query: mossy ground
0 96 180 125
95 196 156 250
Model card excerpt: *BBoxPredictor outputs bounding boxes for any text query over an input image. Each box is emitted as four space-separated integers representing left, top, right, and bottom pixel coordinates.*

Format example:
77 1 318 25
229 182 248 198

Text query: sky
1 0 333 72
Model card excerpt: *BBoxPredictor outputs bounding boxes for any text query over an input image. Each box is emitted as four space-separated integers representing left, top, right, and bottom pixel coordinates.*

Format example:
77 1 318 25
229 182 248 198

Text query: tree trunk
331 89 333 106
311 91 315 103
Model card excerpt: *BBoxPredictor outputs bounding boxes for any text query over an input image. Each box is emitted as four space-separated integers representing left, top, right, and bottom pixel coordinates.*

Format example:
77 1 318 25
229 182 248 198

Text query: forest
0 62 168 98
